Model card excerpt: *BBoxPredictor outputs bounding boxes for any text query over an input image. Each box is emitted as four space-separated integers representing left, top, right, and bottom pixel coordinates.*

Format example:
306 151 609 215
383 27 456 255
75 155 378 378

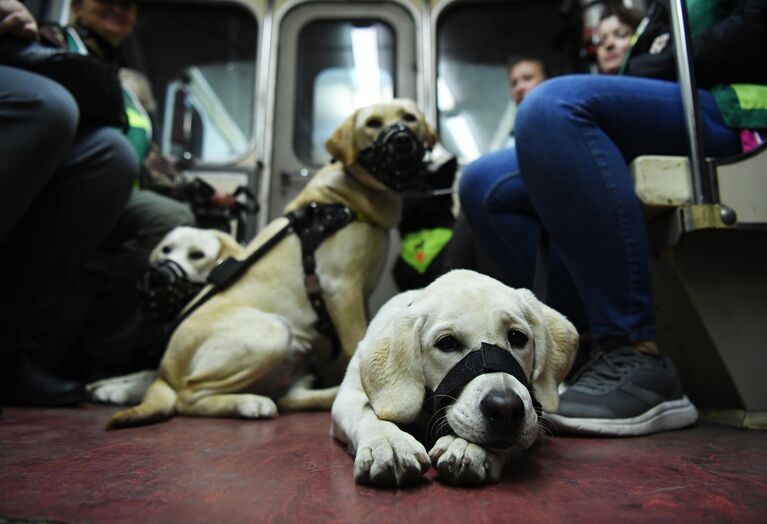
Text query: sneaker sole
545 396 699 437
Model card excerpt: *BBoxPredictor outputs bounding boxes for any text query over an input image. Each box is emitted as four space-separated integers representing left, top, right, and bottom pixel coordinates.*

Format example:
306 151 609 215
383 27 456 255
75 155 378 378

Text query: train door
266 0 422 311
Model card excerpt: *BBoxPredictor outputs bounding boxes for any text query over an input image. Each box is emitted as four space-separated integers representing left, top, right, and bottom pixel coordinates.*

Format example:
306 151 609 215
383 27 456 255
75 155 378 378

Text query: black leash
168 203 355 359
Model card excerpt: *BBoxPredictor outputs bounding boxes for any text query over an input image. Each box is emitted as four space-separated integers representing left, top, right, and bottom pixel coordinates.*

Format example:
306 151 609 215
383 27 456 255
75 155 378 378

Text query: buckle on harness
304 274 321 294
207 257 243 287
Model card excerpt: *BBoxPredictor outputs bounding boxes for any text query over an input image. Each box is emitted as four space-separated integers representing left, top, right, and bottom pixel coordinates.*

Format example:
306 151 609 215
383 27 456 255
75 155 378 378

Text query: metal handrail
669 0 715 204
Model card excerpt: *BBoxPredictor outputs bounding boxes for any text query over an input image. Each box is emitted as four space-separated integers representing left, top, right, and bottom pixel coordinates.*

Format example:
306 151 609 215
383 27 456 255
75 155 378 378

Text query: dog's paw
354 431 430 487
86 370 156 406
236 396 278 419
429 435 505 485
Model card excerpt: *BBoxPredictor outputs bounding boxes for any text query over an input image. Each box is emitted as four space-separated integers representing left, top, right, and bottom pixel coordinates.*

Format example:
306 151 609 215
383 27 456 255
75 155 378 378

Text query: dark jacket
625 0 767 89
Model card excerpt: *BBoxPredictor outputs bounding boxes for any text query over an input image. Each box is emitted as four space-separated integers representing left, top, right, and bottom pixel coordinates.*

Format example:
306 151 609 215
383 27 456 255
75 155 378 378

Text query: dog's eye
161 246 173 254
507 329 529 348
188 250 205 260
435 335 461 352
365 118 383 129
401 113 417 123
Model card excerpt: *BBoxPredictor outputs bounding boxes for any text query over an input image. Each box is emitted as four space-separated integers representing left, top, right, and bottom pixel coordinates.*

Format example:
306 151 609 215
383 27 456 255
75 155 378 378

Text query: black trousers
0 66 137 368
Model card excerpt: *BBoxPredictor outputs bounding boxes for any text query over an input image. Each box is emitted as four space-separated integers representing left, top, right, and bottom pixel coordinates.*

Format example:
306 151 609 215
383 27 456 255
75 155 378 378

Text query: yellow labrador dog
87 226 244 405
331 270 578 486
107 99 436 429
147 226 245 284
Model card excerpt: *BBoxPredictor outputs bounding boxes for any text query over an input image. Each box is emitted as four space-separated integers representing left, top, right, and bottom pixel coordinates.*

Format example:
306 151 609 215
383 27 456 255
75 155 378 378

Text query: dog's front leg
332 358 430 487
429 435 512 485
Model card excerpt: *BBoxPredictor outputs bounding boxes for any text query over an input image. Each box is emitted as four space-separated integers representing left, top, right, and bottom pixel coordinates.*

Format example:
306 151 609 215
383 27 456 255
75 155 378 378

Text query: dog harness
170 202 356 359
423 343 542 415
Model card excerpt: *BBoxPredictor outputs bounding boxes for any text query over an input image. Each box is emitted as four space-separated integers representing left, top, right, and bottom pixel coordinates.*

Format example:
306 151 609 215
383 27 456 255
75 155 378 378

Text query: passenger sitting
0 1 137 406
508 55 549 108
595 3 644 74
42 0 199 381
459 0 767 436
438 54 552 281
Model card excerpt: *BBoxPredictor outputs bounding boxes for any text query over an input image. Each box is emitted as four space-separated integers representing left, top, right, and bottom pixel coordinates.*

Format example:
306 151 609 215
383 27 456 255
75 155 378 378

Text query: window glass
294 20 396 165
124 2 257 162
436 1 584 163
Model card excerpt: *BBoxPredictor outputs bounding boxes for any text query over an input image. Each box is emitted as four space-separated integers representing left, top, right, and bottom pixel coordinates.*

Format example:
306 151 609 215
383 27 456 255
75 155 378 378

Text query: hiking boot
546 347 698 436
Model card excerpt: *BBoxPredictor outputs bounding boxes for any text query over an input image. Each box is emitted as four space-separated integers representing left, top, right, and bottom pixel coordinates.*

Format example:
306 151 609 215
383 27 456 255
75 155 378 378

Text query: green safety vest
400 227 454 274
64 27 152 161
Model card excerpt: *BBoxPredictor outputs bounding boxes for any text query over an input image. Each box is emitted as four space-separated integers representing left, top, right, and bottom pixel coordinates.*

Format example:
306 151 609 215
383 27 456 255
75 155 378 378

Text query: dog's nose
391 133 416 155
480 390 524 430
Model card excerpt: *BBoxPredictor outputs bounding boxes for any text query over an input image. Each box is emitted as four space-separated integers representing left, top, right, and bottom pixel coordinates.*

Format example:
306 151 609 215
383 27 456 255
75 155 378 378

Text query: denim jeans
459 75 741 346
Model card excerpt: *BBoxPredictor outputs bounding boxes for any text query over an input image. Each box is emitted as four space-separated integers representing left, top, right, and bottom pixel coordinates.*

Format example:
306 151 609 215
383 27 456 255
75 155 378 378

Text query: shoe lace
569 349 648 394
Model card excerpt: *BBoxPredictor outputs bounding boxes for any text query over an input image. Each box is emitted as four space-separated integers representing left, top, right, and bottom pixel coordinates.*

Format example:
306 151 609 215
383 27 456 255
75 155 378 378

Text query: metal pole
669 0 712 204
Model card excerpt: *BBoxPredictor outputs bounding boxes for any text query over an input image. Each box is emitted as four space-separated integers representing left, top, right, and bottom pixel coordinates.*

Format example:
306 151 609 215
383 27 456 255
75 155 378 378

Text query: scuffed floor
1 406 765 523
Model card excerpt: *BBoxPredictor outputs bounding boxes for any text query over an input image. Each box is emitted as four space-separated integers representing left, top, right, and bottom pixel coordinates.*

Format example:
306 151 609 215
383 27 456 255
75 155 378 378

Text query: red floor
1 406 766 523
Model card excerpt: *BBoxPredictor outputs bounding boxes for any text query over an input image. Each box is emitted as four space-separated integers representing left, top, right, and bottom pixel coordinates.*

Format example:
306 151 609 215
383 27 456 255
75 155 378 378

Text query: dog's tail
106 378 177 430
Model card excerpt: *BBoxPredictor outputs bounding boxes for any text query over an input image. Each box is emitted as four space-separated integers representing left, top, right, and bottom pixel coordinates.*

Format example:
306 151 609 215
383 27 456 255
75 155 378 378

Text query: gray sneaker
546 347 698 436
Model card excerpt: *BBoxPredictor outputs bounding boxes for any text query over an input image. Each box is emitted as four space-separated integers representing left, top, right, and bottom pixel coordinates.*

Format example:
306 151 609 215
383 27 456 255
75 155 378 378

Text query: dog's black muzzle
356 123 428 192
424 343 540 415
137 259 204 321
422 343 540 448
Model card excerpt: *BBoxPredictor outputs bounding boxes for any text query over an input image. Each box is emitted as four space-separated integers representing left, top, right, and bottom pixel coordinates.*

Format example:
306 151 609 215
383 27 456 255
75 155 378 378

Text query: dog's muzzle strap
424 343 540 414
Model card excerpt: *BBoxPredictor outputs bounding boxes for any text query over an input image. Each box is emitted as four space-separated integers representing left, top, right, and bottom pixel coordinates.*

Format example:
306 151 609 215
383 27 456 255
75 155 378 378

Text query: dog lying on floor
106 99 437 429
87 226 244 405
331 270 579 486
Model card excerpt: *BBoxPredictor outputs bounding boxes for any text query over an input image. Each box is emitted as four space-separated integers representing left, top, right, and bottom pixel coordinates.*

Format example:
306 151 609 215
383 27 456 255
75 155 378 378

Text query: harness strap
168 203 355 360
293 203 355 359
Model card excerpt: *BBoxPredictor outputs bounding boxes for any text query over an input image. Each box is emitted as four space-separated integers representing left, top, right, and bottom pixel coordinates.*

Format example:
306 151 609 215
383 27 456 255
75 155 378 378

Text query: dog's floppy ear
212 230 243 259
518 289 579 413
359 311 425 424
325 111 358 167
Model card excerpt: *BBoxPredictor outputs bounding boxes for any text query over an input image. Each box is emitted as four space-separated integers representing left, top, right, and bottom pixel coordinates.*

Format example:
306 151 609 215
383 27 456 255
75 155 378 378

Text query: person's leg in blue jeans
462 75 741 435
459 147 589 333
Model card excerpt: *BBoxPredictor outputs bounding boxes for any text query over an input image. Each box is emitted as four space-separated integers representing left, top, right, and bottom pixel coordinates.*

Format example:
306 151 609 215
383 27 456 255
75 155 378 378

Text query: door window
436 0 584 163
294 20 397 165
271 1 416 221
124 1 258 163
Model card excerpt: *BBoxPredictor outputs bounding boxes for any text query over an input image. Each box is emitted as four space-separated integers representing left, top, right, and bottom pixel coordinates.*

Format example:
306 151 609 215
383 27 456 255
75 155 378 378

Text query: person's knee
516 75 597 140
458 159 486 210
35 81 79 151
140 192 196 233
161 199 195 229
459 154 505 214
94 128 140 191
515 80 562 139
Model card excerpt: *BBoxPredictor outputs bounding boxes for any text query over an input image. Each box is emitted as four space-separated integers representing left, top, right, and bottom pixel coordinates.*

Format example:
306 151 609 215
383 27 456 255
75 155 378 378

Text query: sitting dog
107 99 437 429
331 270 578 486
87 226 244 405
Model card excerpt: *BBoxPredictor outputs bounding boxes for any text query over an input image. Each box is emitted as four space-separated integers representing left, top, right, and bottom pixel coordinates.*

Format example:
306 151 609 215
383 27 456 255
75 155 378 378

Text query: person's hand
0 0 38 40
211 190 236 209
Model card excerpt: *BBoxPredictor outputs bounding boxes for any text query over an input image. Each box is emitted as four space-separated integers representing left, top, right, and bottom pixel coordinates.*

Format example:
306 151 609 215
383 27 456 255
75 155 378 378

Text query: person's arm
625 0 767 88
0 0 38 40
